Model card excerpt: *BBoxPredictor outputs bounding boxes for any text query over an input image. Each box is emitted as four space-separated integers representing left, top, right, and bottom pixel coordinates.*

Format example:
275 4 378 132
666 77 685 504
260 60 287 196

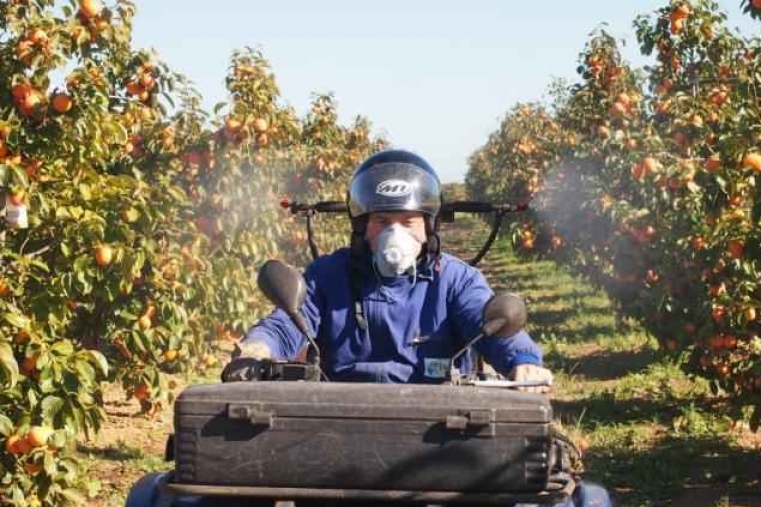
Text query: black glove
220 357 268 382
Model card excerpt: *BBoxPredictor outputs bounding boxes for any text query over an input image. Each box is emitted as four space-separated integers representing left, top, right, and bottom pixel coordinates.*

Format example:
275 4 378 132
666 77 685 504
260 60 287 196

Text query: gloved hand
221 341 274 382
220 357 268 382
508 363 554 393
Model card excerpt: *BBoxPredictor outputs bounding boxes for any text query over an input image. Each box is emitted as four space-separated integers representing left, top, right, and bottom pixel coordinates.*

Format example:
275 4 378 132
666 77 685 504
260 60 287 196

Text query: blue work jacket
243 248 542 383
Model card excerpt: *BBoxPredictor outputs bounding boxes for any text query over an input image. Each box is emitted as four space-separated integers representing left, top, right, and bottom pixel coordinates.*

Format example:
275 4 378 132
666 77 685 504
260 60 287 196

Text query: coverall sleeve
450 267 543 376
239 261 323 360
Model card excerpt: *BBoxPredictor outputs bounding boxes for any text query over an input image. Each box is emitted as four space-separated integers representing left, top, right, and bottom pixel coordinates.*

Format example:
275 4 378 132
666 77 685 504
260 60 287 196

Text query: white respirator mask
372 223 423 277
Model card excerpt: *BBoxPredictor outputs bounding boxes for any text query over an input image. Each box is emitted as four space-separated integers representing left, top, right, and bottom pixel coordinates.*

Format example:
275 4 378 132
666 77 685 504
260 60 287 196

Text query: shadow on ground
579 432 761 507
77 442 144 461
547 347 660 380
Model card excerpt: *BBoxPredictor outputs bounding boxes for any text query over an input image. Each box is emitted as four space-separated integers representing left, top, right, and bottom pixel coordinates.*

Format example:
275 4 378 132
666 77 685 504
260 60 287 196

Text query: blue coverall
242 248 543 379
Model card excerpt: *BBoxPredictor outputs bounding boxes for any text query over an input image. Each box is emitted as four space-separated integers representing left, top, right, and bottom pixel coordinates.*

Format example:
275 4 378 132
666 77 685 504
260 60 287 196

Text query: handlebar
280 199 528 216
278 198 529 267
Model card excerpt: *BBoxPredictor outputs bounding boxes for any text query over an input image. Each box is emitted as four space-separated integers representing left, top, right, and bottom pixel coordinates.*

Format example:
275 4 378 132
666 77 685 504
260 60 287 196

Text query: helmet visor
348 162 441 218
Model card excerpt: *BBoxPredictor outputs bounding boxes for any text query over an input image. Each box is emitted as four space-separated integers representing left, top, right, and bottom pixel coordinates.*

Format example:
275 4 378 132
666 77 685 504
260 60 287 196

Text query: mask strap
410 262 418 289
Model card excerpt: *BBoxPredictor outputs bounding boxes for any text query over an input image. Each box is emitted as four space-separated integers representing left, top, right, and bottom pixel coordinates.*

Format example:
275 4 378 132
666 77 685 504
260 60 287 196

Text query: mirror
481 292 527 338
257 260 310 337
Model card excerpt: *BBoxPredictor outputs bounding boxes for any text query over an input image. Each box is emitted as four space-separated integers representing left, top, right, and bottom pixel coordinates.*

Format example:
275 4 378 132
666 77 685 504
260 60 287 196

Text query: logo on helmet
376 179 412 197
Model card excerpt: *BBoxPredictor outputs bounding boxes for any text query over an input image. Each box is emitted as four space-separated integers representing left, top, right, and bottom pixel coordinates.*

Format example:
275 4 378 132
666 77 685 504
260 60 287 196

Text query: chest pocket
409 321 457 379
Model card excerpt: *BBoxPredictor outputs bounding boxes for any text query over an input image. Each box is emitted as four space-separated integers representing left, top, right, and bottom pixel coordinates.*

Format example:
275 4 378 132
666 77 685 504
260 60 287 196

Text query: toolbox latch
227 404 275 428
445 409 495 435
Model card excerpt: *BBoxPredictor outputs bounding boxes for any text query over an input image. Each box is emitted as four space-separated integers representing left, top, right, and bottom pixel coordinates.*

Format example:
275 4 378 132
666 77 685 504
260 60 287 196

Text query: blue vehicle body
125 472 612 507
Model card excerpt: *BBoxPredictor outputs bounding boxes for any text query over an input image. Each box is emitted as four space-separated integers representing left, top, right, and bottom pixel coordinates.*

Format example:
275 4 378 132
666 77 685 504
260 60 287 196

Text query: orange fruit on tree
14 329 30 344
139 73 155 89
11 83 31 100
23 462 43 475
126 81 144 96
24 159 42 179
705 155 721 172
631 163 646 181
708 334 725 350
712 306 726 324
728 194 743 207
94 244 113 267
163 349 178 362
709 283 727 297
643 156 660 174
753 0 761 9
26 426 53 448
745 307 757 322
8 189 26 206
20 355 38 376
224 117 242 135
710 89 728 106
742 153 761 172
670 18 685 35
28 29 48 45
609 101 627 117
18 89 42 116
134 383 150 401
727 239 744 259
5 434 32 455
137 314 152 331
51 93 73 113
672 3 691 19
79 0 101 18
253 118 269 133
0 278 10 297
616 92 631 107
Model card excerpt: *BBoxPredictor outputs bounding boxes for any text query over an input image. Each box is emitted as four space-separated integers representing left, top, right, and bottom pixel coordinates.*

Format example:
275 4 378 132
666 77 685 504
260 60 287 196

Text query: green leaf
8 165 28 187
40 396 65 422
87 350 109 378
0 414 12 436
79 183 92 201
123 207 140 223
74 359 95 382
213 101 228 115
0 342 19 388
3 312 30 329
51 340 74 356
165 185 188 202
69 206 84 220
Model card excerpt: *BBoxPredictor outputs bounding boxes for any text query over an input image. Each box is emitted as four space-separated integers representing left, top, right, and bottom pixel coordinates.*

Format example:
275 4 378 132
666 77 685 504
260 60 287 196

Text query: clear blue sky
131 1 756 183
